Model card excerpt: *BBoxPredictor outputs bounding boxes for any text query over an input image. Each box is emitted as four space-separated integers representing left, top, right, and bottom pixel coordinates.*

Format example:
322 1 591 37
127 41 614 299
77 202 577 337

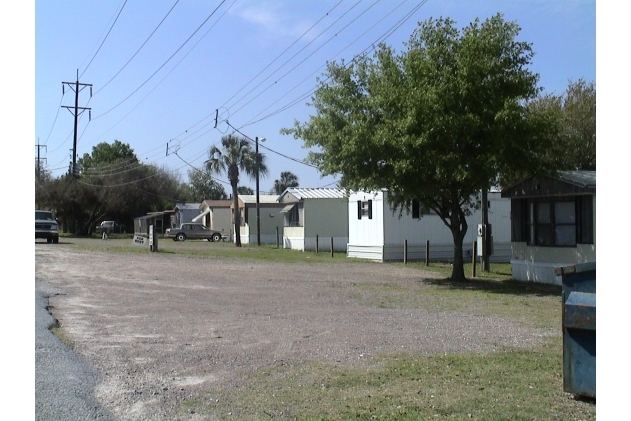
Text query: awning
191 207 211 222
280 204 296 213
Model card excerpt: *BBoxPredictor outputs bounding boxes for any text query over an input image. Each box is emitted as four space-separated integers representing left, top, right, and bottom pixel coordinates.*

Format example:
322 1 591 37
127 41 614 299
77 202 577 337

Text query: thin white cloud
233 0 318 41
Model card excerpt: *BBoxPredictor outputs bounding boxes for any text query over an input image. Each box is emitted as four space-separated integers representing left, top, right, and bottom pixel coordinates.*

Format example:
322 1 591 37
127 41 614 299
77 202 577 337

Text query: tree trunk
231 182 241 247
449 206 468 282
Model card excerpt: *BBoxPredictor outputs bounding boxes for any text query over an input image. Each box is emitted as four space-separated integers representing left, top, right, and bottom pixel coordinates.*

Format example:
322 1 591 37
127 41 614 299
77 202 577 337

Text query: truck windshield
36 211 54 221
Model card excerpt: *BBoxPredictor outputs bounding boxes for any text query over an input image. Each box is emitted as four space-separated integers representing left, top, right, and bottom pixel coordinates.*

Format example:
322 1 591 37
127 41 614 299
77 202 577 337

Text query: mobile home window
512 196 593 246
357 200 372 219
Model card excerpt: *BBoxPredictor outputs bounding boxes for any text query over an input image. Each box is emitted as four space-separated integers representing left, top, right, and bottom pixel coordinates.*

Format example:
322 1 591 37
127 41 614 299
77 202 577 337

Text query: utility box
476 224 493 256
556 262 596 398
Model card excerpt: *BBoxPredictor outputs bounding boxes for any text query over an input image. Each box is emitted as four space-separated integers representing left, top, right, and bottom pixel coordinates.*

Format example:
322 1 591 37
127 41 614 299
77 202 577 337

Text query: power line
94 0 181 96
84 0 238 151
225 121 318 169
224 0 376 117
80 0 129 78
93 0 227 120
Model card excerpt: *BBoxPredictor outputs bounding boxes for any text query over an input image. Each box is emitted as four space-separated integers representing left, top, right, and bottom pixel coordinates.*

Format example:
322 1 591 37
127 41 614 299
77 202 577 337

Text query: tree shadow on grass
421 277 561 297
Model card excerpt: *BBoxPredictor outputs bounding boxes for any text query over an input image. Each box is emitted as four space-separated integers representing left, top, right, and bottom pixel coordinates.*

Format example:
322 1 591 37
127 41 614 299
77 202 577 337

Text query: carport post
425 240 430 266
316 235 319 254
404 240 408 264
276 227 279 248
472 241 477 278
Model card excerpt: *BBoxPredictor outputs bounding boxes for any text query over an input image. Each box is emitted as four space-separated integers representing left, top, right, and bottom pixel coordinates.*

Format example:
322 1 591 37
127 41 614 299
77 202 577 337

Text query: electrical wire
80 0 129 78
94 0 181 96
85 0 238 149
93 0 227 120
225 121 318 169
223 0 375 117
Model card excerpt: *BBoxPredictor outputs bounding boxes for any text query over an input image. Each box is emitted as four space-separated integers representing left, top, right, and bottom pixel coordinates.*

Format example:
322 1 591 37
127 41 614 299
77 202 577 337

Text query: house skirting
238 234 281 245
347 242 511 263
510 260 569 285
284 236 349 252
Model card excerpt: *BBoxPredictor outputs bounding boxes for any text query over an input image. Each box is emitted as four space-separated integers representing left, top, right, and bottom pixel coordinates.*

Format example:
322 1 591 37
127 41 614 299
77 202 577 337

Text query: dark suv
35 210 59 243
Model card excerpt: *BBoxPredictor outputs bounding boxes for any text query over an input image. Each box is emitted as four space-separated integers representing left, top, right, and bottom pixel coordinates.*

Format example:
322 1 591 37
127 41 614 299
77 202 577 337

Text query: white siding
348 190 511 262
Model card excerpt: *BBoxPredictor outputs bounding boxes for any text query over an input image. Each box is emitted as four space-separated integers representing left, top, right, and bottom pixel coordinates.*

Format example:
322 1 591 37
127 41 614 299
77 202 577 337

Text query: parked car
35 210 59 243
95 220 118 234
164 223 224 242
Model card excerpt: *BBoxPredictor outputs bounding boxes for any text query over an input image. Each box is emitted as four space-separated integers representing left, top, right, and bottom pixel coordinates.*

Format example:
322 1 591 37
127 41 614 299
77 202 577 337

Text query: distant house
134 211 173 236
172 203 201 228
193 200 233 240
231 194 285 245
501 171 596 285
277 187 348 252
347 190 512 262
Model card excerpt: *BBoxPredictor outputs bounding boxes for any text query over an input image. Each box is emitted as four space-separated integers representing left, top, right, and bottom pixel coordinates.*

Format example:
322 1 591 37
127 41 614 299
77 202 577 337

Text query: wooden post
330 237 334 258
425 240 430 266
316 234 319 254
404 240 408 264
472 240 477 278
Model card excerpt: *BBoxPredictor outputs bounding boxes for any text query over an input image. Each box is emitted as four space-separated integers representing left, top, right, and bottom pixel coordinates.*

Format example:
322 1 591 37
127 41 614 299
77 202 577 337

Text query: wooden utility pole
481 189 490 272
35 140 46 181
62 70 92 177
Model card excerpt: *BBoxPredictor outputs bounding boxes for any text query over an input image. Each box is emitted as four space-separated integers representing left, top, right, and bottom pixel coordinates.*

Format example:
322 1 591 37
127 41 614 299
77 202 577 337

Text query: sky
33 0 596 194
12 1 631 417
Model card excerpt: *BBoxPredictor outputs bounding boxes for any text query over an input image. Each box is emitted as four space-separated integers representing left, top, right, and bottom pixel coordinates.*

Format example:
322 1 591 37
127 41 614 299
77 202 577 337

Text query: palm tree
273 171 299 195
205 135 268 247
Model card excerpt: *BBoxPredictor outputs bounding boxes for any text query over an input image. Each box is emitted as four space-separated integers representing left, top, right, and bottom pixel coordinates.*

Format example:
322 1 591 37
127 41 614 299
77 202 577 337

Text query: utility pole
481 188 490 272
255 136 266 246
35 140 47 182
62 70 92 177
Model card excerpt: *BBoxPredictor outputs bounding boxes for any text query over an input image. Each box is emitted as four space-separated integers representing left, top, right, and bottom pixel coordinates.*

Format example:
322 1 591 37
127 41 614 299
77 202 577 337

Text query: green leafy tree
273 171 299 194
78 139 138 172
37 140 181 234
205 135 268 247
237 186 254 195
283 15 552 281
528 79 595 171
183 168 227 202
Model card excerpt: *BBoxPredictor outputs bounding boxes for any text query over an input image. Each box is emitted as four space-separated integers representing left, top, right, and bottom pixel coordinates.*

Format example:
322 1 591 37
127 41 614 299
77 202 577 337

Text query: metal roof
201 199 232 209
281 187 346 200
238 194 280 204
501 170 596 198
558 171 596 188
174 202 201 210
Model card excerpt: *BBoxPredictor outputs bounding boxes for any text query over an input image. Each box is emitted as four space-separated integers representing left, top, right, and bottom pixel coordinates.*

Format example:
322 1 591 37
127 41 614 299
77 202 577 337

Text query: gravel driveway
35 240 554 420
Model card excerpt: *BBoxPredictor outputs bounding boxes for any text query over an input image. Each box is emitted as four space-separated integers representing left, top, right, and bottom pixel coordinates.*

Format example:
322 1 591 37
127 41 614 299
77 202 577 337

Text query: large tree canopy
36 140 181 234
283 15 553 281
179 168 227 202
528 79 596 171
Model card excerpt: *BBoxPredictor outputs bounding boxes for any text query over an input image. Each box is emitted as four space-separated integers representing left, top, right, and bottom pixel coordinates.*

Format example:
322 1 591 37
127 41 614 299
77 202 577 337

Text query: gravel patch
35 240 555 420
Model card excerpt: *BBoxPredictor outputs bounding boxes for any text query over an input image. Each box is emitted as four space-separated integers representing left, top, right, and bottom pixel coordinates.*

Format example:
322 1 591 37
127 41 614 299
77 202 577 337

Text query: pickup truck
35 210 59 243
164 223 224 242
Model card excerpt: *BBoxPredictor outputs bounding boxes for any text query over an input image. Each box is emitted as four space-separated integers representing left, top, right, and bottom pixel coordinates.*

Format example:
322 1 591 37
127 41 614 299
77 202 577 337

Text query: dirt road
35 240 553 420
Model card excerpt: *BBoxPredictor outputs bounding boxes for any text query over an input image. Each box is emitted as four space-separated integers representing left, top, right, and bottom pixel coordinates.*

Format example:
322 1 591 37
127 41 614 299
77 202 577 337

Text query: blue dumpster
556 261 596 398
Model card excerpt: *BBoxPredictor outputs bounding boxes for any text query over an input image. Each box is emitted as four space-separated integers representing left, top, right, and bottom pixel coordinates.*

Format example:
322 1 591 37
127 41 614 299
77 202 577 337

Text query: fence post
330 237 334 258
316 234 319 254
425 240 430 266
404 240 408 265
472 240 477 278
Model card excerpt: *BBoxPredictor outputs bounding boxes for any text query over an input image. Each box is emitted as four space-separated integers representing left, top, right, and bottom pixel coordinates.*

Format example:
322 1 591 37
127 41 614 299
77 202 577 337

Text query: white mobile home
347 190 511 262
278 188 348 252
501 171 596 285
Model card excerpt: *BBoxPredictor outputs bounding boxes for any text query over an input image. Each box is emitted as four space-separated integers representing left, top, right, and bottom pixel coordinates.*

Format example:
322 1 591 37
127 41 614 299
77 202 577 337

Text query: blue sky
33 0 595 193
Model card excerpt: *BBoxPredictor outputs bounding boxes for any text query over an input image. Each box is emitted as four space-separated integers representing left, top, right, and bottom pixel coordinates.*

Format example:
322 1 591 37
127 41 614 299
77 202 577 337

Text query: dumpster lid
554 261 596 276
